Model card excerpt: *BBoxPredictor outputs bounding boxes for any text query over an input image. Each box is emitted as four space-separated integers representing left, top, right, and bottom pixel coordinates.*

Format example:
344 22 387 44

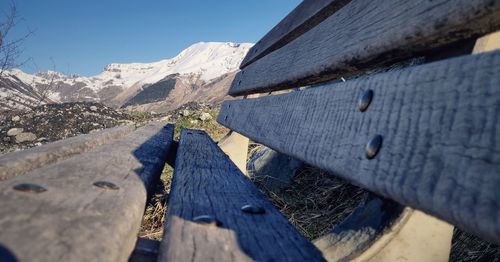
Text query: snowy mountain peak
36 70 68 80
97 41 252 85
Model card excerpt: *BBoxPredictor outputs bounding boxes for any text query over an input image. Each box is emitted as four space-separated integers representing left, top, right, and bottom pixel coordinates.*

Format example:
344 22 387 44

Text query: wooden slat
230 0 500 96
0 124 135 181
159 129 325 261
0 123 174 261
219 51 500 244
240 0 349 68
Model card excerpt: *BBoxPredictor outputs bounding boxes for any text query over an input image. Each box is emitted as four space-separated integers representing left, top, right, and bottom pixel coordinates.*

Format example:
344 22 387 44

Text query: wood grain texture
158 129 325 262
229 0 500 96
0 123 174 262
0 124 135 181
240 0 349 68
219 51 500 244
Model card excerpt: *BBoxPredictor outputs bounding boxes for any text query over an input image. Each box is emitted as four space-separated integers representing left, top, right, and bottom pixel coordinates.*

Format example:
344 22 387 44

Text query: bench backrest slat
219 50 500 244
230 0 500 96
240 0 347 68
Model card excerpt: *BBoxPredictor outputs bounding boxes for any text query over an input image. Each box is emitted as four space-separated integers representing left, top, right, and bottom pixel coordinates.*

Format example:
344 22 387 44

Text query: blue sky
4 0 300 76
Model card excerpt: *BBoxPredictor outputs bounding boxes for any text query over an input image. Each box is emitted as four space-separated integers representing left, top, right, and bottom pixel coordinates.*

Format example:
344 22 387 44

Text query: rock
160 115 171 122
247 146 303 191
7 128 24 136
37 137 49 142
92 123 100 126
3 137 11 142
11 116 20 122
181 109 191 116
15 132 37 143
190 120 199 125
90 106 98 111
199 112 212 121
119 120 135 126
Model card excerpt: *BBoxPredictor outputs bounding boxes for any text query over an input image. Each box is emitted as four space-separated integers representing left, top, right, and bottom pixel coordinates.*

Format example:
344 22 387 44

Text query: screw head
193 215 221 226
13 183 47 193
93 181 119 190
241 204 266 215
366 134 383 159
359 89 374 112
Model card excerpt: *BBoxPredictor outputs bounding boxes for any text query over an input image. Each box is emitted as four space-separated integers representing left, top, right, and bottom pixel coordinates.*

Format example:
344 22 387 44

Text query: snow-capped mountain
0 73 52 114
0 42 252 112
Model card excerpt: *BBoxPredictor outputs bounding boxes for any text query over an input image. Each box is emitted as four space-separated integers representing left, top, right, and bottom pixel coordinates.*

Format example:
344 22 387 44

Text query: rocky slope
0 102 135 154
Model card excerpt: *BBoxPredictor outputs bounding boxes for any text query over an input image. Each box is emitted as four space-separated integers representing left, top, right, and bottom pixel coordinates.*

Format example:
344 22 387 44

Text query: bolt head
366 134 383 159
93 181 119 190
13 183 47 193
359 89 374 112
193 215 221 226
241 204 266 215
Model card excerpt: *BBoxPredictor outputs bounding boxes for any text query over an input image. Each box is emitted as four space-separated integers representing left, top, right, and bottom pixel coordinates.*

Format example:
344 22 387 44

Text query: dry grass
138 165 173 240
451 229 500 262
253 165 366 240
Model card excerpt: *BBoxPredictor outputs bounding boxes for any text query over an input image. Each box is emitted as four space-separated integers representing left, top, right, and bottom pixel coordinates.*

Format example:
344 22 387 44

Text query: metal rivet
93 181 120 190
359 89 374 112
13 183 47 193
241 204 266 215
366 134 383 159
193 215 221 226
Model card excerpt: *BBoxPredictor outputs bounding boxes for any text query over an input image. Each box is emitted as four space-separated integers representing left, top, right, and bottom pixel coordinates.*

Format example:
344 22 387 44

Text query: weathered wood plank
219 51 500 244
130 238 160 262
0 124 135 181
240 0 349 68
230 0 500 96
159 129 325 261
0 123 174 262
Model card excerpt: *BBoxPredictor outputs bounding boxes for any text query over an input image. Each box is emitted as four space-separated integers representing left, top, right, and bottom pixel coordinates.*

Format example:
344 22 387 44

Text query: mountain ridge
0 42 252 113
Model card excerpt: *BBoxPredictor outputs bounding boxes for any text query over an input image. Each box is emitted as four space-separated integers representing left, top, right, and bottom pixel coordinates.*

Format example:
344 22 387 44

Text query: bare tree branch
0 2 33 77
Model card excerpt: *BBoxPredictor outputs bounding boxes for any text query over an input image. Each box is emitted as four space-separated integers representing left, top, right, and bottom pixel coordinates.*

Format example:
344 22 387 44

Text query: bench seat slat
159 129 325 262
219 51 500 244
240 0 348 68
230 0 500 96
0 123 174 262
0 124 135 181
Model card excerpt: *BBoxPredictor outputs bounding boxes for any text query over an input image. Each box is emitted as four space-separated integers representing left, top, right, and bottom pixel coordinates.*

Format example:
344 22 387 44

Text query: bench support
217 131 249 174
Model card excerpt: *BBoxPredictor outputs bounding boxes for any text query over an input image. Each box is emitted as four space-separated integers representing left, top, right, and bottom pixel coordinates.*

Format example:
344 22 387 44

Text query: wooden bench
1 1 500 261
